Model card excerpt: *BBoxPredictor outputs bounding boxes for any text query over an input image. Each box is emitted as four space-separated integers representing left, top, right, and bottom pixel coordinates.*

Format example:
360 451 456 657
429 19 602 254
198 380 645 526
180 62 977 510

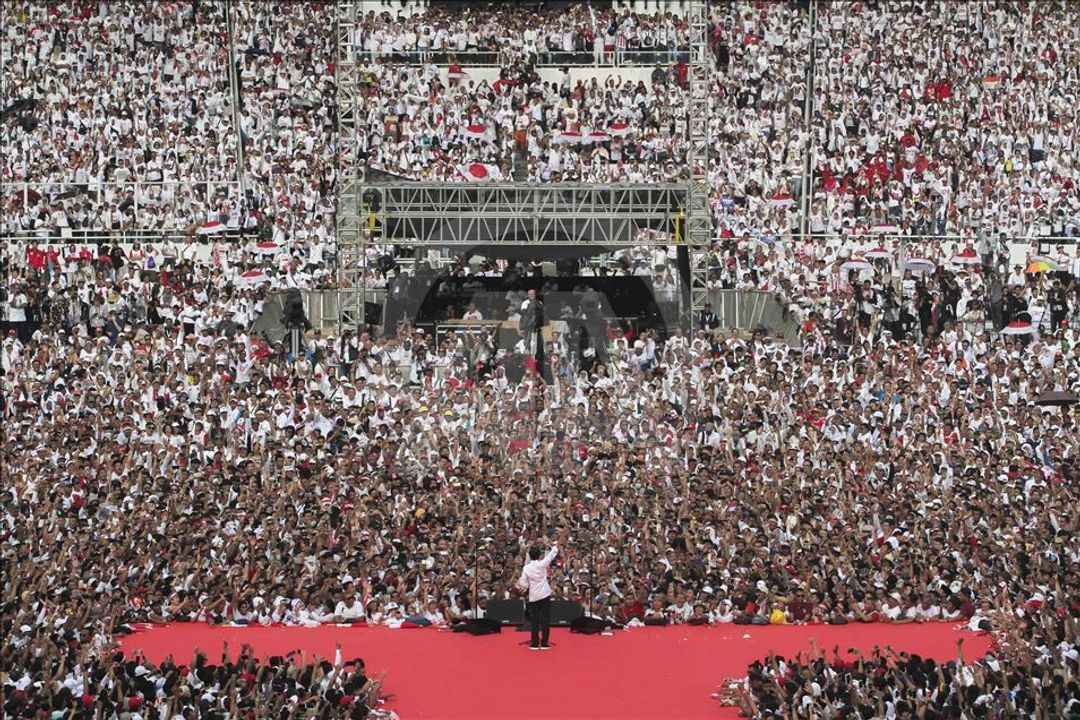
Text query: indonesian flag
197 221 227 235
457 163 503 182
767 194 794 207
236 270 269 287
608 121 633 136
1001 321 1035 336
982 75 1000 88
461 124 491 140
555 131 583 144
586 131 611 143
951 248 979 265
252 242 281 256
447 64 468 80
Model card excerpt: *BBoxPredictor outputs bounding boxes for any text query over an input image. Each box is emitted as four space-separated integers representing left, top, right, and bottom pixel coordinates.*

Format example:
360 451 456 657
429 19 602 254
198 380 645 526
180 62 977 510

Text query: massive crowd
732 629 1080 718
806 0 1080 241
3 227 1079 716
6 1 1077 244
1 1 243 234
3 1 1080 718
351 3 689 65
0 0 338 242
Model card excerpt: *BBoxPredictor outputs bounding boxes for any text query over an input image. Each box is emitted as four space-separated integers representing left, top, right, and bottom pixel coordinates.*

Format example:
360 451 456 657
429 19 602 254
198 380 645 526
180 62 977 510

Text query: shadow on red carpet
120 622 989 719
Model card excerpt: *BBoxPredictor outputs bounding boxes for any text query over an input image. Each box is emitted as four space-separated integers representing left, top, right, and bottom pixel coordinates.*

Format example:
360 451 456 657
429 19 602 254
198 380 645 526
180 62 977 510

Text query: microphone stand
472 535 481 622
585 517 595 621
578 515 601 633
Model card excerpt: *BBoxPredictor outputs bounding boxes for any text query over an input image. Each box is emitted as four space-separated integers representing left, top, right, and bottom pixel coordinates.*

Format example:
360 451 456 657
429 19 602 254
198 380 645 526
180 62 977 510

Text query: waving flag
462 124 491 140
457 163 503 182
197 221 227 235
236 270 269 287
252 242 281 256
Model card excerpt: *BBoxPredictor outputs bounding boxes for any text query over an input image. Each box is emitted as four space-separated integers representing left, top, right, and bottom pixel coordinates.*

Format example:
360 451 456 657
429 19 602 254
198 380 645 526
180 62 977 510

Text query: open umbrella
1025 259 1056 274
1034 390 1078 407
55 187 85 201
865 247 893 260
841 258 874 272
904 258 936 273
9 188 42 207
1001 321 1035 336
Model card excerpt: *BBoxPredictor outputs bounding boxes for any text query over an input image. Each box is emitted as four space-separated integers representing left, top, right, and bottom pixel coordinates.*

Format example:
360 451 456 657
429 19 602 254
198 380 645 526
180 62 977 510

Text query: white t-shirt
334 599 365 621
6 293 28 322
906 603 941 621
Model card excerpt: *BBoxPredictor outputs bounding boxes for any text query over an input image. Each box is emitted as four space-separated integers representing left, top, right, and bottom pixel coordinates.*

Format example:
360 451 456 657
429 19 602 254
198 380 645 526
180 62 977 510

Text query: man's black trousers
528 596 551 646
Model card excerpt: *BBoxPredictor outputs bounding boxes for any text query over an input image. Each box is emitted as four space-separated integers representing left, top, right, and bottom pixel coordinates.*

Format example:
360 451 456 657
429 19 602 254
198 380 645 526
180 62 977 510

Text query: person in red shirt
620 594 646 623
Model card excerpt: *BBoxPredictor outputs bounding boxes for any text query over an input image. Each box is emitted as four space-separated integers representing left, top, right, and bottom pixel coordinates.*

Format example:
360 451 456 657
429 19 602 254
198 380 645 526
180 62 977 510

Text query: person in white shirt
905 595 942 622
516 542 558 649
333 594 366 624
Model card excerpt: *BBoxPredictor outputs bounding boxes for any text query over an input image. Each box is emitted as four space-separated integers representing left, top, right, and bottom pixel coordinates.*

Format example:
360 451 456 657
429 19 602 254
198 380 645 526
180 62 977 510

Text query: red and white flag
252 242 281 256
555 131 583 144
586 131 611 143
461 124 491 140
197 221 227 235
447 65 469 80
236 270 269 287
767 194 794 207
608 121 633 136
457 163 503 182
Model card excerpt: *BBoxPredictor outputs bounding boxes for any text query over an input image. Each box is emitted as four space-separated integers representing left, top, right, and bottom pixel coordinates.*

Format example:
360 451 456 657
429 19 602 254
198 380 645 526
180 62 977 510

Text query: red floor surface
121 622 990 719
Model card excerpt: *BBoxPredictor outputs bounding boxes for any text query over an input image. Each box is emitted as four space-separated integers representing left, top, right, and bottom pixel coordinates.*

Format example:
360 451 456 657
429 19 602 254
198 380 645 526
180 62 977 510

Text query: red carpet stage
121 623 990 719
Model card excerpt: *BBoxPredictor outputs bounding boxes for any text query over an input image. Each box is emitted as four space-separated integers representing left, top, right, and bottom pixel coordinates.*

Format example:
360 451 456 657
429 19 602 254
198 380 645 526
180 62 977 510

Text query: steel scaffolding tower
685 0 712 327
336 1 365 330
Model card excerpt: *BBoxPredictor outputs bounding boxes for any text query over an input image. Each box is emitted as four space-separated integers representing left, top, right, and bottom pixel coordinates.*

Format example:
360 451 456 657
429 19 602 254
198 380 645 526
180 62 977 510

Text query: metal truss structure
336 1 365 330
685 0 712 326
335 0 711 332
370 183 687 247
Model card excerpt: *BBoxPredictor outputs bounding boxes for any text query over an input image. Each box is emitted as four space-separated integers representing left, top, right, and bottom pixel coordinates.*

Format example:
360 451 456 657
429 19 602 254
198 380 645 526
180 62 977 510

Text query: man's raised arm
540 545 559 568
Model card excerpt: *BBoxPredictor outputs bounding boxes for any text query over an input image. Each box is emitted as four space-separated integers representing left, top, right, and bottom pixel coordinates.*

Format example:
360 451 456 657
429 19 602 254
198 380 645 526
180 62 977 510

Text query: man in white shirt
517 543 558 650
905 595 942 622
333 594 365 624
